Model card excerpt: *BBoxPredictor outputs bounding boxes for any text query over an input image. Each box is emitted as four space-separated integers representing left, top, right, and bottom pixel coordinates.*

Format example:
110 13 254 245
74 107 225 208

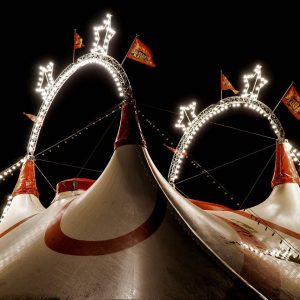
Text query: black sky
0 1 299 211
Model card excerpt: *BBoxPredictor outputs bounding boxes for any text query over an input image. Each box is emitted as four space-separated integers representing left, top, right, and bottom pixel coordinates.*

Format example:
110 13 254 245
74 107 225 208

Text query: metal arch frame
168 96 285 184
28 52 133 156
0 53 133 182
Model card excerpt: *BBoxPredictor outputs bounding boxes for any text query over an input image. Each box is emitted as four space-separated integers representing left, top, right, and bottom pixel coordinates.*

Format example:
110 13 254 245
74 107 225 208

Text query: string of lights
168 66 300 185
137 106 234 201
1 13 131 222
243 207 300 261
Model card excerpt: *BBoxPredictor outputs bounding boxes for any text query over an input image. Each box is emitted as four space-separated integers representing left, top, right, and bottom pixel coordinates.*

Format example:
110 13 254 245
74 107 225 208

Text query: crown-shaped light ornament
241 64 268 101
91 14 116 55
175 101 197 132
35 62 54 101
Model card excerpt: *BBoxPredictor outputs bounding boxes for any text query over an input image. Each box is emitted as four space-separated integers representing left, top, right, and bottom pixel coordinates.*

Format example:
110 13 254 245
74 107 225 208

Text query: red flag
23 112 37 123
221 72 239 94
282 84 300 120
74 32 84 50
163 144 188 158
127 38 156 67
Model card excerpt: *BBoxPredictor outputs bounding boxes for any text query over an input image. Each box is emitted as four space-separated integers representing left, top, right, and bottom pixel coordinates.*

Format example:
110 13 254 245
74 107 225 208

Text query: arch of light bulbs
28 52 132 155
0 13 133 183
168 96 290 184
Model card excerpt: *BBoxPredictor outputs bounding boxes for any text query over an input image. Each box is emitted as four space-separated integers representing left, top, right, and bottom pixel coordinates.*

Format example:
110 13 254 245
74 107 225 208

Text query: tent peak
271 140 300 188
114 100 146 149
12 158 39 198
56 178 95 194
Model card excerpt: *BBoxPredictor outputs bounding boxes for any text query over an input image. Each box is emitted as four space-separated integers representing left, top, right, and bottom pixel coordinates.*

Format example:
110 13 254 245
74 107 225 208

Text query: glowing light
0 157 25 182
287 142 300 167
238 234 298 263
241 64 268 100
168 96 285 185
27 29 132 155
36 62 55 101
91 13 115 55
0 194 14 222
175 101 197 132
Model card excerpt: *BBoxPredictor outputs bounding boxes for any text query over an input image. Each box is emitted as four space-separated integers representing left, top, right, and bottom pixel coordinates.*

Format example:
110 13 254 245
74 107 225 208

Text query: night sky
0 1 299 212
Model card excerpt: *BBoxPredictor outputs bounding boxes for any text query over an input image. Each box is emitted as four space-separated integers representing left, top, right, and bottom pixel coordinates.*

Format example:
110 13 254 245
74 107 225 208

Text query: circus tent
0 159 44 234
0 101 272 299
0 99 299 299
0 7 299 300
190 140 300 299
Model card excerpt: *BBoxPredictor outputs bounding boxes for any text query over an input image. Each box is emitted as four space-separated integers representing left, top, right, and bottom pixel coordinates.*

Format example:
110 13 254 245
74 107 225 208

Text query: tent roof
271 142 300 187
56 178 95 194
114 101 146 149
12 159 39 198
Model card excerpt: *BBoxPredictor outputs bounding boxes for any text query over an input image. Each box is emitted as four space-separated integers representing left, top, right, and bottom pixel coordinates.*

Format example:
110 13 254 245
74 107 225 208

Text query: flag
127 38 156 67
282 84 300 120
221 72 239 94
163 144 188 158
74 32 84 50
23 112 37 123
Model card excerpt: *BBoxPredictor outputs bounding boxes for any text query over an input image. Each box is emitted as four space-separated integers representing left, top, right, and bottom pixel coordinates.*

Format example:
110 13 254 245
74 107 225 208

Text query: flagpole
220 70 223 100
72 29 76 64
272 81 294 113
121 33 139 66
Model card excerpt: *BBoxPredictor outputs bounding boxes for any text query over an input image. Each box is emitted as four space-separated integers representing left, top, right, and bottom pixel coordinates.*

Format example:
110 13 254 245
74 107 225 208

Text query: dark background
0 1 299 212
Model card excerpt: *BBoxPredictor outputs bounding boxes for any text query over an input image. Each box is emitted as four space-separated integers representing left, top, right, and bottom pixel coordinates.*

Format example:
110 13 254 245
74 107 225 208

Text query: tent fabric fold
0 102 299 299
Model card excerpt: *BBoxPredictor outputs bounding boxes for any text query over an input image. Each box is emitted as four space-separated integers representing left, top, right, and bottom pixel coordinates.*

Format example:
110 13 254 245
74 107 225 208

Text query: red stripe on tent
12 159 39 198
190 199 229 211
114 102 146 149
191 199 300 240
56 178 95 194
0 214 37 238
271 143 300 187
44 197 166 256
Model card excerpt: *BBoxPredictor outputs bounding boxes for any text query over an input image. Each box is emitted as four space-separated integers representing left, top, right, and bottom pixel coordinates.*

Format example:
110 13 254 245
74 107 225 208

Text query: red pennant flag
281 84 300 120
127 38 156 67
74 32 84 50
163 144 188 158
221 72 239 94
23 112 37 123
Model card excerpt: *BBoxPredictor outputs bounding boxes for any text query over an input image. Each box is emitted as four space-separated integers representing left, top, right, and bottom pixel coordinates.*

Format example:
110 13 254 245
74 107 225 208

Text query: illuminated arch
28 52 133 156
0 13 133 182
168 96 286 184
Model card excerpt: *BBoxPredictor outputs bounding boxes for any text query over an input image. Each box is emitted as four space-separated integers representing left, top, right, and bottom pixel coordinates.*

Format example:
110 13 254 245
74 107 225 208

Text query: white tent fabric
51 178 95 204
191 141 300 299
250 182 300 233
0 101 299 299
0 159 44 233
250 142 300 233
